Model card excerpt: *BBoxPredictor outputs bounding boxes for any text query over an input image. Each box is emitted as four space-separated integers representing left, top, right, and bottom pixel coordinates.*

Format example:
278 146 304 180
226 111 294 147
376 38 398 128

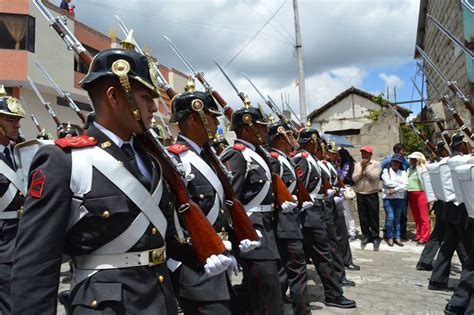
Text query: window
0 13 35 52
56 97 93 112
328 129 360 136
74 44 99 74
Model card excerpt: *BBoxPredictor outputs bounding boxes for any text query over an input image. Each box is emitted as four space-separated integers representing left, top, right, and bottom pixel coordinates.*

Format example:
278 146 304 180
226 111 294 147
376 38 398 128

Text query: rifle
35 18 226 265
417 63 474 142
426 14 474 60
410 77 453 153
115 15 176 100
386 102 437 155
215 60 294 205
416 45 474 115
242 73 300 136
20 97 44 134
164 35 233 119
32 0 93 66
34 60 86 124
27 75 62 128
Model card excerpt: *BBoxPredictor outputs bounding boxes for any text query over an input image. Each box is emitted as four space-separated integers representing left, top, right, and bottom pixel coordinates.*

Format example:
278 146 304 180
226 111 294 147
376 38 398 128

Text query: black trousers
447 220 474 311
400 195 408 238
323 203 347 282
0 263 11 315
240 259 284 315
418 201 467 268
430 221 472 285
277 238 310 315
334 202 354 266
303 224 343 300
356 192 380 241
180 297 231 315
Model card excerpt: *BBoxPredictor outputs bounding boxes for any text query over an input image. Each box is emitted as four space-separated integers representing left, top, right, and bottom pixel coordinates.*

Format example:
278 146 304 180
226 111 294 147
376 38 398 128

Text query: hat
268 120 291 143
0 85 26 118
360 145 373 154
297 126 320 144
80 48 159 96
391 153 404 164
326 141 338 153
407 151 425 160
436 140 449 153
230 104 270 131
450 133 468 150
170 89 221 123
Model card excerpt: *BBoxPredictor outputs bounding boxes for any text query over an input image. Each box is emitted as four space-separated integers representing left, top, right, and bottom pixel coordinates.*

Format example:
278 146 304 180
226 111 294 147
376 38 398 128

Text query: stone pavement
57 236 461 314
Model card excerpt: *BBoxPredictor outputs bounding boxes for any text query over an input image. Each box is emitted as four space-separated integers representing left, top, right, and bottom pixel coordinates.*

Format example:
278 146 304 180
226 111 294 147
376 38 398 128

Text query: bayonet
20 97 43 134
27 75 61 127
214 60 246 104
34 60 86 123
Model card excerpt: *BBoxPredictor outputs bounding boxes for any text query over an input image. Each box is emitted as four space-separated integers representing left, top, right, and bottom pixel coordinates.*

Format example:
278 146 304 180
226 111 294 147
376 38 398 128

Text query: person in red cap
352 146 382 251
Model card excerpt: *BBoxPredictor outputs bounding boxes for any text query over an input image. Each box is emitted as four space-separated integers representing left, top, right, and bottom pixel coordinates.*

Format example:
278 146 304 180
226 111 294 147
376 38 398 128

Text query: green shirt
407 167 423 191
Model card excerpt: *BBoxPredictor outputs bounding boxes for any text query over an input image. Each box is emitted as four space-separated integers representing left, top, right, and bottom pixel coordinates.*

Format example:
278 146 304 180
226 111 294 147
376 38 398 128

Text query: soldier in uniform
220 104 286 315
293 127 356 308
211 134 229 156
165 84 258 314
267 120 311 314
429 133 472 292
0 86 26 315
325 141 359 270
11 48 227 314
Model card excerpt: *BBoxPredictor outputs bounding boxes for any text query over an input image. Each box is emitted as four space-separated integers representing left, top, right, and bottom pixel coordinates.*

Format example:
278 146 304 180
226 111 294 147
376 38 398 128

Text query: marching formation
0 1 473 315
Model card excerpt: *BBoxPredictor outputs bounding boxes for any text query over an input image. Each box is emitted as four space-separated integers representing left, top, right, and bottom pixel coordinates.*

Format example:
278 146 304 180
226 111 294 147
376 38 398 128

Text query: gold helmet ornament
0 85 26 118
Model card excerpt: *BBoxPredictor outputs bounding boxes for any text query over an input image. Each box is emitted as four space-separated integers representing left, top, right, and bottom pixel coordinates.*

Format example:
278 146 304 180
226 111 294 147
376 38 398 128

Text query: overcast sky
69 0 422 119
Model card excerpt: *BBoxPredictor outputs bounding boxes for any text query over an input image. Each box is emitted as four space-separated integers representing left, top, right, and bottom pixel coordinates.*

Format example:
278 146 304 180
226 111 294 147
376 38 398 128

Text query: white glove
339 187 346 195
301 201 314 210
281 201 298 213
239 239 261 253
326 188 336 198
223 240 232 251
226 255 240 279
204 254 232 277
334 196 344 205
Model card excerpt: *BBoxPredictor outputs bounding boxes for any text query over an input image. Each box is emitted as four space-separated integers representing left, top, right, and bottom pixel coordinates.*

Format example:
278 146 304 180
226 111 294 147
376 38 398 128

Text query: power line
260 0 295 44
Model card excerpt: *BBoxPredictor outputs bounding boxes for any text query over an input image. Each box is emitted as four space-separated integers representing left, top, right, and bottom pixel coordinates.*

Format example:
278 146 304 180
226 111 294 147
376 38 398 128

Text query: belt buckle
148 248 166 266
17 206 24 218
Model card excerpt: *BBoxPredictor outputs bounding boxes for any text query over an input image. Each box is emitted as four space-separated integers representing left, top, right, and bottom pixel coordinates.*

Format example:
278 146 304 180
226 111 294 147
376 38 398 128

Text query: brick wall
423 0 473 130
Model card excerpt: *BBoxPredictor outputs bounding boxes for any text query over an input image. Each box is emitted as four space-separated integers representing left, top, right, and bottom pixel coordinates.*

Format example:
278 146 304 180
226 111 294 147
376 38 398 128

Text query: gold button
102 210 110 219
88 136 95 141
91 300 98 309
220 209 224 214
221 227 226 233
199 194 205 199
258 179 263 183
159 275 164 283
19 192 23 196
151 227 158 235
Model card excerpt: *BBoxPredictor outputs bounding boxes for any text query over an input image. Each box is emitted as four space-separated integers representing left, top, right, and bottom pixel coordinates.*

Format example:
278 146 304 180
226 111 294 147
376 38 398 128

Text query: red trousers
408 191 430 242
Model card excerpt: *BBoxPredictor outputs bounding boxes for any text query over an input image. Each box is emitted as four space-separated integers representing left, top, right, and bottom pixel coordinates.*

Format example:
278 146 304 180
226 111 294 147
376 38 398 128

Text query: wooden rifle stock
295 178 312 207
321 175 332 196
447 83 474 115
202 143 258 242
138 134 226 265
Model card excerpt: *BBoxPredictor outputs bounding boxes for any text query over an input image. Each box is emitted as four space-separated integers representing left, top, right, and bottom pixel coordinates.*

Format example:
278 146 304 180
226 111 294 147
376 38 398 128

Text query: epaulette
289 150 297 158
301 152 309 158
55 135 97 149
233 143 246 151
296 166 304 178
167 144 190 155
270 151 279 158
322 160 328 164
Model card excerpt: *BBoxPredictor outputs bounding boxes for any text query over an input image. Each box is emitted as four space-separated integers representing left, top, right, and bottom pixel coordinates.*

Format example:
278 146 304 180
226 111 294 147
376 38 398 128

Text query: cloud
379 72 405 89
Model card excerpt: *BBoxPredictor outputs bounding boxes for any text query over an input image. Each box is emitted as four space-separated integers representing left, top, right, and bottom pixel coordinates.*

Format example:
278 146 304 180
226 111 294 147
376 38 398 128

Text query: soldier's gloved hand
281 201 298 213
334 196 344 205
301 201 314 210
223 240 233 251
226 255 240 279
204 254 232 277
339 187 346 195
239 239 261 253
326 188 336 198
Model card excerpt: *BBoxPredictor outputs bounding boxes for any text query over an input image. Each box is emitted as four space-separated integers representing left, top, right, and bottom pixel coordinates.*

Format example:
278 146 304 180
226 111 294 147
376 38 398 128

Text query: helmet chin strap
0 126 15 143
192 100 214 141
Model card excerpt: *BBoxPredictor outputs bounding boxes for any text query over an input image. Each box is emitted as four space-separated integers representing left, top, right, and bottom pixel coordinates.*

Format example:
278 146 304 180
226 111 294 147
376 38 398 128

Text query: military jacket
220 139 280 260
0 148 25 263
166 135 232 302
269 148 303 239
11 125 178 314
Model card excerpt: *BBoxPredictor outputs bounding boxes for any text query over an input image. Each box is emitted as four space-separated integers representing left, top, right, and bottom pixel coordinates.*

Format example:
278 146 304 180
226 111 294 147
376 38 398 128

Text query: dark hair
338 148 355 184
393 143 405 153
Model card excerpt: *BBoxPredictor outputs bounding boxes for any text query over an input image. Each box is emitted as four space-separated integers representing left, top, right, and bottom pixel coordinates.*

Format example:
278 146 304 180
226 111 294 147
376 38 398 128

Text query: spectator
68 5 75 17
406 152 430 244
352 146 382 251
381 154 408 247
381 143 410 239
60 0 71 10
337 148 356 241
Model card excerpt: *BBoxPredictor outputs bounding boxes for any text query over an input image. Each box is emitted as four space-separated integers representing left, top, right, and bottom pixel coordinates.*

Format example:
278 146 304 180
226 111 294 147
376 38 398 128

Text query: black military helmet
230 105 270 131
297 126 320 144
79 48 158 96
170 90 221 123
211 134 229 150
57 122 80 139
0 85 26 119
268 120 291 143
450 132 468 150
436 140 449 154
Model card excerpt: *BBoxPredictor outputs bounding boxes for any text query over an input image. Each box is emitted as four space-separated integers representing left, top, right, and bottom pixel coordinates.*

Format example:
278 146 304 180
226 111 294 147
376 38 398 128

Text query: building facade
0 0 187 139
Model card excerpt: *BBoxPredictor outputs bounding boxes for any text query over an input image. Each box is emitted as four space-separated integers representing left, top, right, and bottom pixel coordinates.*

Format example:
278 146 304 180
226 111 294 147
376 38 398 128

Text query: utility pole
292 0 307 119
